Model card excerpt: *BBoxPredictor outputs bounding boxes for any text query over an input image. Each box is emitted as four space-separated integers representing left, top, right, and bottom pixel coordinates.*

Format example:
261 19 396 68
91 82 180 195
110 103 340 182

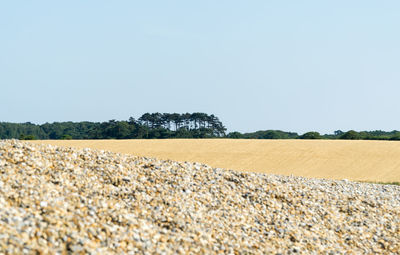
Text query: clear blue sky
1 1 399 134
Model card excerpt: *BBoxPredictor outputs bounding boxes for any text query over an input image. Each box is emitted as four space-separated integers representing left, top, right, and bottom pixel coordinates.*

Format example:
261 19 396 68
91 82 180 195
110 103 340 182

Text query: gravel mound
0 140 399 254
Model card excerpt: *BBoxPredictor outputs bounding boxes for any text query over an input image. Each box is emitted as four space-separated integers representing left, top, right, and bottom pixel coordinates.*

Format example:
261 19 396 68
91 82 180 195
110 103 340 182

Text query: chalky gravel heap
0 140 399 254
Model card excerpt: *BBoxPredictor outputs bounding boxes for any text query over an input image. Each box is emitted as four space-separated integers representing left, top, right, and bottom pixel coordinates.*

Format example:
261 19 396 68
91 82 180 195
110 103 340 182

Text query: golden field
31 139 400 182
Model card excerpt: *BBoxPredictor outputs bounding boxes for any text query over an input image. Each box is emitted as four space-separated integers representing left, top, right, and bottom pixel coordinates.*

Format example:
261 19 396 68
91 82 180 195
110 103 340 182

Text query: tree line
227 129 400 140
0 113 226 140
1 112 400 141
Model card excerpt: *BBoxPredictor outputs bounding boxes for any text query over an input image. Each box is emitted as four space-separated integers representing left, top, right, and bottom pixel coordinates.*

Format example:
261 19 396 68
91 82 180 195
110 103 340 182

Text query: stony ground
0 140 399 254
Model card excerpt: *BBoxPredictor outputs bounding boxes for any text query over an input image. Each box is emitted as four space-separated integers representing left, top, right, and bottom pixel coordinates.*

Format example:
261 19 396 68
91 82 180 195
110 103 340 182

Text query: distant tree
340 130 360 140
170 113 181 131
19 134 36 140
390 133 400 141
128 117 136 124
162 113 171 130
150 112 163 128
174 127 193 138
227 132 243 138
182 113 191 130
334 130 344 136
139 113 151 127
299 132 322 139
25 135 36 140
109 121 131 139
2 118 400 141
61 134 72 140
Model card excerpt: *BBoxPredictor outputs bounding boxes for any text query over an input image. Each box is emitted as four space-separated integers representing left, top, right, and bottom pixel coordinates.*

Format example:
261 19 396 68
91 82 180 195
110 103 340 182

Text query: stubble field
32 139 400 183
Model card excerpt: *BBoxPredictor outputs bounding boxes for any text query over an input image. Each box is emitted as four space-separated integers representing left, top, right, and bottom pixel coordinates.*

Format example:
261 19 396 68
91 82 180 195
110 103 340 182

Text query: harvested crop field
33 139 400 183
1 140 399 254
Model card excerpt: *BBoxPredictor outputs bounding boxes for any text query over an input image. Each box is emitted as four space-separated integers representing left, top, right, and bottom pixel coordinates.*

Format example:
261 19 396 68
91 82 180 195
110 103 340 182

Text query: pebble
0 139 399 254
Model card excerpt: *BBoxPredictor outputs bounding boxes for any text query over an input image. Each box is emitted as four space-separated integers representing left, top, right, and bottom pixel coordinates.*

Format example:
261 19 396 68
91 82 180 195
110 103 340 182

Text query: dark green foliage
0 113 226 140
390 133 400 140
137 112 226 137
236 130 299 139
227 132 243 138
336 130 400 141
299 132 322 139
256 130 298 139
19 134 36 140
1 122 46 139
340 130 360 140
61 134 73 140
1 116 400 141
334 130 344 136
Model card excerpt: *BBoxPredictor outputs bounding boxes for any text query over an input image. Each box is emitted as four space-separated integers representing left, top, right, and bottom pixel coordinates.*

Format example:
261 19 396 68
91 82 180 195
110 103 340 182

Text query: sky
1 1 399 134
